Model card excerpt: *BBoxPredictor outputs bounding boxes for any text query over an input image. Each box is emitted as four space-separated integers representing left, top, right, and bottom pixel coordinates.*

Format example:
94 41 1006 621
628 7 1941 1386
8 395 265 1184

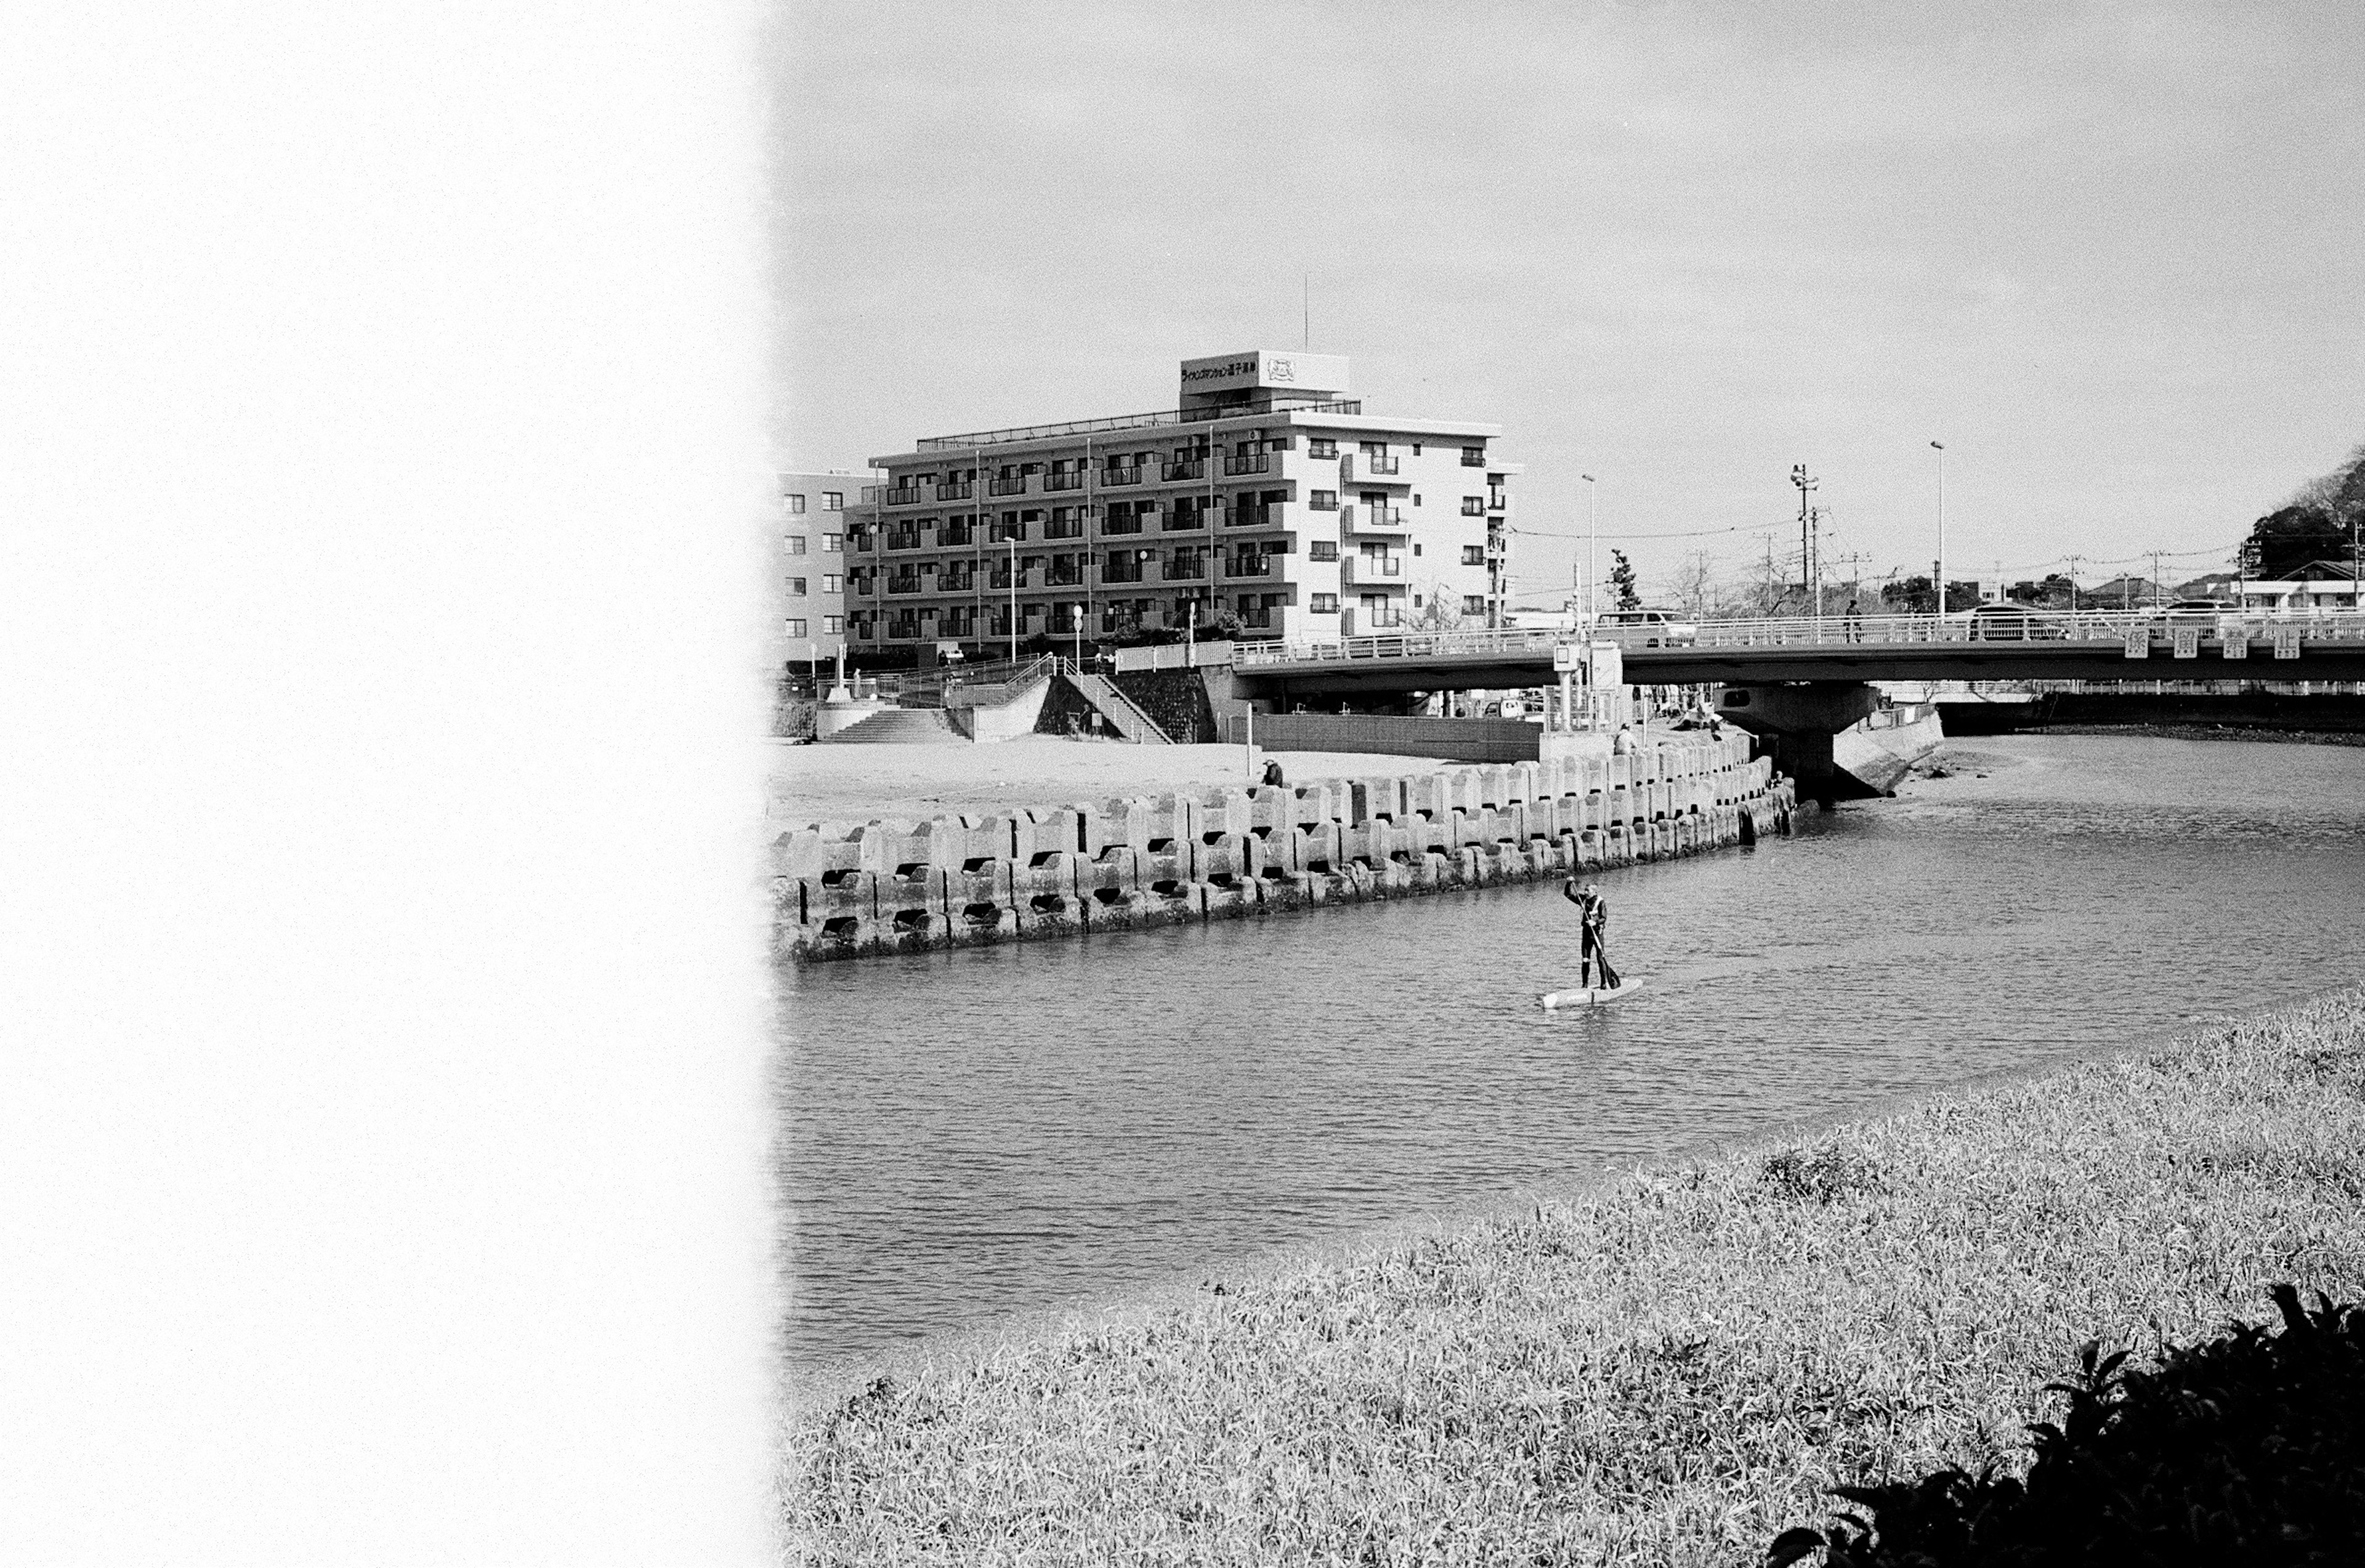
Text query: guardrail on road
1230 608 2365 669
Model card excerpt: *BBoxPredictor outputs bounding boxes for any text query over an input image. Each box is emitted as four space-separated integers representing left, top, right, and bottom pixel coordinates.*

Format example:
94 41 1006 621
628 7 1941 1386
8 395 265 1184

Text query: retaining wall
772 732 1795 963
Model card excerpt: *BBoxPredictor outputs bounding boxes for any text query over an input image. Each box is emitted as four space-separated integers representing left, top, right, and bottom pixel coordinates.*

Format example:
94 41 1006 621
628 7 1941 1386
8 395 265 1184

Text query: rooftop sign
1178 350 1349 397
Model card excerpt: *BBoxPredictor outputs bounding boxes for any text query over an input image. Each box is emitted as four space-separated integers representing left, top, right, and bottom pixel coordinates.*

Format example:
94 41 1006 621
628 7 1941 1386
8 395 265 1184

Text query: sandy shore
767 736 1460 829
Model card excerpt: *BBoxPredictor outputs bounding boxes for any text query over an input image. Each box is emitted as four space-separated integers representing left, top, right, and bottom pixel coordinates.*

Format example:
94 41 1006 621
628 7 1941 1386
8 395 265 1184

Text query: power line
1509 521 1785 543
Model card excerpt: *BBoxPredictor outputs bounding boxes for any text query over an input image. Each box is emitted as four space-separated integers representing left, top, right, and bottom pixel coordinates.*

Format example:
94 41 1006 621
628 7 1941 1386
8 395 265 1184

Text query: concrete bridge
1227 608 2365 698
1227 607 2365 805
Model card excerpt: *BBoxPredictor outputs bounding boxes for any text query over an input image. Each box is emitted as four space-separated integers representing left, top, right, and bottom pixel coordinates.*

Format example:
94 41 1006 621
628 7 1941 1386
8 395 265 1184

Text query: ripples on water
780 736 2365 1380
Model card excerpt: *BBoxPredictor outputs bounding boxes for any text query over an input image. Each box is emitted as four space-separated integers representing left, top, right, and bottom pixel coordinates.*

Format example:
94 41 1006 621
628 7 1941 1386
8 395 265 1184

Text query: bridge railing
1231 608 2365 668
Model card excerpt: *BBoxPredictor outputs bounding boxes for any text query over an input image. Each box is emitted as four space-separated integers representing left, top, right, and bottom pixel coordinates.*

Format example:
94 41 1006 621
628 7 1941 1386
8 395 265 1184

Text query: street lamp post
1580 474 1598 624
1930 442 1947 625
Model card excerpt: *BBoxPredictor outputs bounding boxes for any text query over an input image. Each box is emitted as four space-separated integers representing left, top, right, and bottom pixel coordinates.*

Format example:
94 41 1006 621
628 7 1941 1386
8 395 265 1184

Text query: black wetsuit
1563 884 1620 989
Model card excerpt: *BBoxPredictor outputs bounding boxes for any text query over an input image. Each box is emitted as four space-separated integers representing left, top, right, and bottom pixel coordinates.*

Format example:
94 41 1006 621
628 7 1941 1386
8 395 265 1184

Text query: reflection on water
780 737 2365 1379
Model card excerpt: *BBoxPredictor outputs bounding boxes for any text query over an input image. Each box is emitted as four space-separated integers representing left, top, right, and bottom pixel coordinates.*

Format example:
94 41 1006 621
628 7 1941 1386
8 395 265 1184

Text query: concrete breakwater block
777 747 1795 962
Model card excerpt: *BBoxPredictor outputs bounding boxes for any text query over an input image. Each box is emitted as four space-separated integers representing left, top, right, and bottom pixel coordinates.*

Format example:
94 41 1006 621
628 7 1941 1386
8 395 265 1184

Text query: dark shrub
1768 1286 2365 1566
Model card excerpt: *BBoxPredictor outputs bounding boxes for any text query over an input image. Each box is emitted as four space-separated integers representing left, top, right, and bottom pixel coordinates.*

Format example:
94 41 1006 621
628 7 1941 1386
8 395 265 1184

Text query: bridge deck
1229 610 2365 694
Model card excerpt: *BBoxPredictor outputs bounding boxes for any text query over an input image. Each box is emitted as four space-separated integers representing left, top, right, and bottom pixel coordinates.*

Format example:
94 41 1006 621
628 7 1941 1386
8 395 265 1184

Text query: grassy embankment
785 988 2365 1565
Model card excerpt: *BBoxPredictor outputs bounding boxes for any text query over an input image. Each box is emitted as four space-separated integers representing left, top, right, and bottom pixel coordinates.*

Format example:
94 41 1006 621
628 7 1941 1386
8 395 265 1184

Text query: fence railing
1229 608 2365 669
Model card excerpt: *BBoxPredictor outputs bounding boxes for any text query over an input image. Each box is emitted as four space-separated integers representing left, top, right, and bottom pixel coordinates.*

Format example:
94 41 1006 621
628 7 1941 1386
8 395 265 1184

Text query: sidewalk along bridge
1227 609 2365 698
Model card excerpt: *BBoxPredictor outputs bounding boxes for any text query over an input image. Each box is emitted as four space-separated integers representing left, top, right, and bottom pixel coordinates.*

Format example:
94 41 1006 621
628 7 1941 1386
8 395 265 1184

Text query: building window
786 534 807 554
1360 441 1387 456
823 533 841 552
1461 545 1485 565
1461 496 1485 516
788 576 807 596
1309 540 1338 562
1311 593 1338 613
1463 595 1486 616
1461 446 1486 466
1412 493 1421 506
822 573 841 593
1412 594 1423 608
822 491 843 511
1307 438 1337 459
1412 543 1422 556
1311 490 1338 511
785 493 806 514
823 615 843 635
785 618 807 637
1411 442 1422 455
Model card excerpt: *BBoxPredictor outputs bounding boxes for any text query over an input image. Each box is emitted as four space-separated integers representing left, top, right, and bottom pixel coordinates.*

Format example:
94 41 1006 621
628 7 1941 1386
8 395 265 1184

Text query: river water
780 735 2365 1382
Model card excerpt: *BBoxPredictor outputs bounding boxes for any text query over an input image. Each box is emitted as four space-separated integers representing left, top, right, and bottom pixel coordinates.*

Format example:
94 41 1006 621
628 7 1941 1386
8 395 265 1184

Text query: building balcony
1461 451 1487 467
1162 511 1207 531
1161 459 1205 482
987 476 1029 496
1223 453 1271 477
1340 556 1404 589
936 481 974 501
1101 466 1144 487
1488 491 1506 511
884 577 924 596
1045 569 1084 588
1227 503 1288 530
1103 563 1147 585
1343 607 1402 634
1162 562 1208 583
1224 557 1275 580
1337 504 1405 536
1042 471 1085 492
883 485 923 506
1340 454 1409 487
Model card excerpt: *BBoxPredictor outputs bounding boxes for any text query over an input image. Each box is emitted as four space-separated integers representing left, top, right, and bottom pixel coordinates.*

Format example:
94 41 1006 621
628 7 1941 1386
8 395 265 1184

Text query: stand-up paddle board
1540 980 1644 1009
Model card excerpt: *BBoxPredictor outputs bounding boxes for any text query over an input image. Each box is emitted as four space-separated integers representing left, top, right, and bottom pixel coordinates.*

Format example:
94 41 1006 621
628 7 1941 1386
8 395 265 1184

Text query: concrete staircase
815 706 961 745
1062 673 1173 745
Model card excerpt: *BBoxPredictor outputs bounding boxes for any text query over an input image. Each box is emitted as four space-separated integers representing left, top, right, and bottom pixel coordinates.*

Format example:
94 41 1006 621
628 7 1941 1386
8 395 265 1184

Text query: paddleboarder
1561 878 1620 993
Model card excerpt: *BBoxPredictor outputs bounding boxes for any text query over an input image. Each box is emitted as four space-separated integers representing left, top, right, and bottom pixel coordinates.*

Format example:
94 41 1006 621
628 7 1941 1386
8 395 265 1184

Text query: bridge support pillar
1716 682 1885 810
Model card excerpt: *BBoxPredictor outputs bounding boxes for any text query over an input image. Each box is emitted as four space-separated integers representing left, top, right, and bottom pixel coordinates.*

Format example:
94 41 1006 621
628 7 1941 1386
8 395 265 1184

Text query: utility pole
2148 549 2167 609
1790 464 1818 618
1930 442 1947 620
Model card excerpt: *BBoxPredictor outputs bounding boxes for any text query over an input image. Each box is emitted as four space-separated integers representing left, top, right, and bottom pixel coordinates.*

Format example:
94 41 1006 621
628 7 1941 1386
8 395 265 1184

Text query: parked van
1588 607 1698 647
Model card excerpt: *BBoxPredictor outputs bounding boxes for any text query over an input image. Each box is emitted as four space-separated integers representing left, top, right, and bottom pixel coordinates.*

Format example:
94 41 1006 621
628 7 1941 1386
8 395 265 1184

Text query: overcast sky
776 1 2363 599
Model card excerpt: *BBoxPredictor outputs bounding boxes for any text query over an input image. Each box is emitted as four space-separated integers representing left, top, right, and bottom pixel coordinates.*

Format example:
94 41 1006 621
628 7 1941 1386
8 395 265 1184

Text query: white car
1588 607 1698 647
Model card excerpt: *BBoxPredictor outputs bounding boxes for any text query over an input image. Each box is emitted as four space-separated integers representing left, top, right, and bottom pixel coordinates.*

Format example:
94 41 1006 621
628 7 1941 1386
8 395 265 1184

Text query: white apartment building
770 469 855 669
843 352 1516 658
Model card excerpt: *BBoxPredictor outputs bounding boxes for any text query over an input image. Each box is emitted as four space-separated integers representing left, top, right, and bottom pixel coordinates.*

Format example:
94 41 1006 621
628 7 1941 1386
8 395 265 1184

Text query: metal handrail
1228 607 2365 668
914 398 1364 452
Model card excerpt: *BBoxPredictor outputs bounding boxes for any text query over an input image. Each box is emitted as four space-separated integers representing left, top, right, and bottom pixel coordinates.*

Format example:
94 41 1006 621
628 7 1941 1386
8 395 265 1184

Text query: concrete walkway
767 736 1457 828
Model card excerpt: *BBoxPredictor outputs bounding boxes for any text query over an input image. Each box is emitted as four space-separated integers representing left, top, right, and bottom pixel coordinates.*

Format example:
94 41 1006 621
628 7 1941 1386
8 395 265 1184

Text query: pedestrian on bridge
1845 598 1864 642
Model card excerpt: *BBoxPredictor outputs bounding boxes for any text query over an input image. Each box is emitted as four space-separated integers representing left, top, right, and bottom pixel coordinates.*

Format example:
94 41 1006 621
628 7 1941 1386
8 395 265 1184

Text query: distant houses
2226 559 2360 611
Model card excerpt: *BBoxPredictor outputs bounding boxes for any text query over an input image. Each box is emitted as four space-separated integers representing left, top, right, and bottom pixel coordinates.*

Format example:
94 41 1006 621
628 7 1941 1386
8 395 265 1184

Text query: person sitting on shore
1612 724 1636 756
1261 759 1286 789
